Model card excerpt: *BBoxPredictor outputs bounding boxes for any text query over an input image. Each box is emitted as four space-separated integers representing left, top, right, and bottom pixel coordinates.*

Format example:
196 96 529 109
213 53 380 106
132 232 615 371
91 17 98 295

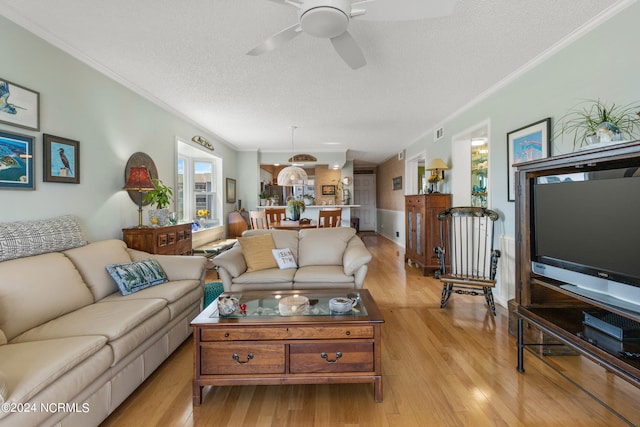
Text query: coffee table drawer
289 343 374 373
200 325 373 341
201 344 285 374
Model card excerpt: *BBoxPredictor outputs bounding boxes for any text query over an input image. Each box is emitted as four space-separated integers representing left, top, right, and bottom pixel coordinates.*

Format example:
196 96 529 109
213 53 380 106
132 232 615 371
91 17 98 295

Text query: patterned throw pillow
106 258 168 295
272 248 297 269
0 215 87 262
0 370 8 403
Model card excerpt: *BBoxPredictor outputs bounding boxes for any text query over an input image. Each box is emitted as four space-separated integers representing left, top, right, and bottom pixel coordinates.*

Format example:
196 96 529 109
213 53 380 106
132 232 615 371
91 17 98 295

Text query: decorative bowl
217 296 239 316
329 297 357 313
279 295 309 316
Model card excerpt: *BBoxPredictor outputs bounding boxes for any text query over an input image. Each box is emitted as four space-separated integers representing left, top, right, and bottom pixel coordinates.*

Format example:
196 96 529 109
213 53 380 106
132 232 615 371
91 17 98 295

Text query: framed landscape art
507 118 550 201
44 134 80 183
0 130 35 190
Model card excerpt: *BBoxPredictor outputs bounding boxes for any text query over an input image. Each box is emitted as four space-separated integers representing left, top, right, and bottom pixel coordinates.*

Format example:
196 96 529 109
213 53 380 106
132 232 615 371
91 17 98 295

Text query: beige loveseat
0 217 206 427
213 227 372 292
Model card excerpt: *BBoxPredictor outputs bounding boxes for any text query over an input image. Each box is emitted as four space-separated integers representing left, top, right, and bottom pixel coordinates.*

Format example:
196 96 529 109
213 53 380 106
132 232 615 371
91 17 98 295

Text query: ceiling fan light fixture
300 7 349 38
299 0 351 38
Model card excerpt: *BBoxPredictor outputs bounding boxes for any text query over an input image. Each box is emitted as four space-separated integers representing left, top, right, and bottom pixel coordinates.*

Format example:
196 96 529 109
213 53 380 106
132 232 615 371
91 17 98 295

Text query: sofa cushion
11 298 167 345
64 239 133 301
238 233 278 272
106 258 169 295
294 265 355 284
0 336 109 406
298 227 356 267
99 279 203 320
0 252 95 342
232 267 296 284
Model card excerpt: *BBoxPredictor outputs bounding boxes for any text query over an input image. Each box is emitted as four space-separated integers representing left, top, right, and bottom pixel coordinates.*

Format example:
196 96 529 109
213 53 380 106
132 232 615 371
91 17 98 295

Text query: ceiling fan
248 0 458 69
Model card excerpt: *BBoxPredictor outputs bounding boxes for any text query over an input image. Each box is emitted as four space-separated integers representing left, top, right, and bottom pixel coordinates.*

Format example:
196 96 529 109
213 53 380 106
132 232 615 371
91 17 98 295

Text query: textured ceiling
0 0 624 164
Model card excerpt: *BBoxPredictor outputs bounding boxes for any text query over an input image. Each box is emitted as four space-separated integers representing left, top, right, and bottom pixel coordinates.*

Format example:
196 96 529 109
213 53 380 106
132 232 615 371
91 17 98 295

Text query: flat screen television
531 166 640 311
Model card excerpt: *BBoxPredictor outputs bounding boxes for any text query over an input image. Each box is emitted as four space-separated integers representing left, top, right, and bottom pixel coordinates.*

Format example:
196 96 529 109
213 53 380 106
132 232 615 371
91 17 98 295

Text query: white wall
0 16 238 241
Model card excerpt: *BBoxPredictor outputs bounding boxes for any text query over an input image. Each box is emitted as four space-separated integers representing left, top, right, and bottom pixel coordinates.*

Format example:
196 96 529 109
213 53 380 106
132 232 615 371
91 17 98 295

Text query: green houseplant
143 179 173 226
287 199 306 221
553 99 640 150
259 190 269 206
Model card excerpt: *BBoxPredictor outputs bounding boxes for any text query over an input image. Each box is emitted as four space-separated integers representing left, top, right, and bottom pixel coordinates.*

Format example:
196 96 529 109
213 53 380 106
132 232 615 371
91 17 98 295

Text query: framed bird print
43 134 80 184
0 78 40 131
0 130 35 190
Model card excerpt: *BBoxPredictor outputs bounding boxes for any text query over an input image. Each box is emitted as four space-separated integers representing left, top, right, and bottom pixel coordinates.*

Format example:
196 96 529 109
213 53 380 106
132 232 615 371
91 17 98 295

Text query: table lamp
425 158 449 193
123 166 155 227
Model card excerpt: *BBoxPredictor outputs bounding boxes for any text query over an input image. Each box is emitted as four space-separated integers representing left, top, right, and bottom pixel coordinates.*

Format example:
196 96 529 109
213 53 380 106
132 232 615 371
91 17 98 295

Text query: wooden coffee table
191 289 384 404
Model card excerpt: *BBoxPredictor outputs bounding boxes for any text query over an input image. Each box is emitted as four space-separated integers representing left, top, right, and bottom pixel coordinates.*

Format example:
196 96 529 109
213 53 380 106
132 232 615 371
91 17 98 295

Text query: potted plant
553 99 640 150
143 178 173 226
302 194 315 206
268 194 280 206
287 199 306 221
259 190 269 206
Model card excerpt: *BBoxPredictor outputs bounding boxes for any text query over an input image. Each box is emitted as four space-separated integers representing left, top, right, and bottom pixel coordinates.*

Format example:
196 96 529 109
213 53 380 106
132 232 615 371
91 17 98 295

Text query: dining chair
317 208 342 228
434 206 501 315
249 210 268 230
264 208 286 227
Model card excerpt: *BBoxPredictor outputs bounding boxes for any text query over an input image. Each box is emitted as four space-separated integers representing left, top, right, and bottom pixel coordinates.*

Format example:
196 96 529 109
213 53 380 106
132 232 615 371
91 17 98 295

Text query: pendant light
277 126 308 186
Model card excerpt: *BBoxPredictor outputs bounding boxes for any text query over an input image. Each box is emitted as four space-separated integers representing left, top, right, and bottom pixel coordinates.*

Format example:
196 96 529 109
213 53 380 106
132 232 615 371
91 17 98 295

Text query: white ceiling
0 0 624 165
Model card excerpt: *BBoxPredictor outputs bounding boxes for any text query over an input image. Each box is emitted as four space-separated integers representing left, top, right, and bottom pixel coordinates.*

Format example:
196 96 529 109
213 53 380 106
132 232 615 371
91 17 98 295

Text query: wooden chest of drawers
122 223 193 255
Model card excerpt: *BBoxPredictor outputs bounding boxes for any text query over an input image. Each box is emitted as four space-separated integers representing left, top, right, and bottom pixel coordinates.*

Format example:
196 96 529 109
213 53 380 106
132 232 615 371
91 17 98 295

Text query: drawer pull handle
224 333 230 338
232 353 254 364
321 352 342 363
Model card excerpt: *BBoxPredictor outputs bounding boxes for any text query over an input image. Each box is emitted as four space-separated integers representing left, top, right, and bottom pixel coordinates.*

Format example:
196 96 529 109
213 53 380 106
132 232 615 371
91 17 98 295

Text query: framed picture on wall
0 130 35 190
226 178 236 203
507 118 550 201
392 176 402 191
43 134 80 184
0 78 40 131
321 185 336 195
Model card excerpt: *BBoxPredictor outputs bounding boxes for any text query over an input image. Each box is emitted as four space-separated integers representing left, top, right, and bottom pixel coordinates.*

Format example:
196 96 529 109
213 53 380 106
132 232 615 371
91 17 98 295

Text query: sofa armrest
212 246 247 278
127 249 207 282
343 236 372 276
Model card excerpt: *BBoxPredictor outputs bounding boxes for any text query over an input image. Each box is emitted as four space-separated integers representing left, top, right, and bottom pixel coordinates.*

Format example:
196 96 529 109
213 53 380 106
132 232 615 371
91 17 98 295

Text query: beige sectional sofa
213 227 372 292
0 234 206 427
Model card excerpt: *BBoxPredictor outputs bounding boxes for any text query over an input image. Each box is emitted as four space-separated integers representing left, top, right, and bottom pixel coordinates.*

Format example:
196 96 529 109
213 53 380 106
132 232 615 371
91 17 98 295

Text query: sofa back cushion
63 240 133 301
0 252 94 341
298 227 356 267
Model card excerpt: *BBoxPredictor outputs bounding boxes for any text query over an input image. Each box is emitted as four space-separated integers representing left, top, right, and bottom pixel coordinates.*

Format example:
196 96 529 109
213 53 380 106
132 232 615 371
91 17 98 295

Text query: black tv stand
514 140 640 387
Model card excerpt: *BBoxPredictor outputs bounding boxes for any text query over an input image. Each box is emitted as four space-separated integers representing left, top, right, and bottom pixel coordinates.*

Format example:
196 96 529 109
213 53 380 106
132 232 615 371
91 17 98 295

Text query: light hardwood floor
101 233 640 426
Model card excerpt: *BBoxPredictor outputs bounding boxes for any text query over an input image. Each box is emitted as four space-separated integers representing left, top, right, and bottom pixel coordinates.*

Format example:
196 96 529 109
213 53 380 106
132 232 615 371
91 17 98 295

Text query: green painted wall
0 16 238 240
406 2 640 238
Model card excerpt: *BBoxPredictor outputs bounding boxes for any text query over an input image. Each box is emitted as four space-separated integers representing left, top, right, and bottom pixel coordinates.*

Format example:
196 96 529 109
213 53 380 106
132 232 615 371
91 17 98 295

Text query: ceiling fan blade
247 23 302 56
357 0 457 21
330 31 366 70
267 0 302 8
